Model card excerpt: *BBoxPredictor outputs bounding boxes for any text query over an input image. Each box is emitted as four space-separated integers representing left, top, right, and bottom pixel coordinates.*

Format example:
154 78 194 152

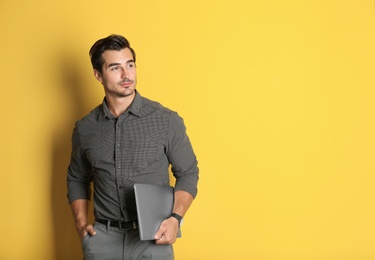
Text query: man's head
89 34 136 73
90 35 137 101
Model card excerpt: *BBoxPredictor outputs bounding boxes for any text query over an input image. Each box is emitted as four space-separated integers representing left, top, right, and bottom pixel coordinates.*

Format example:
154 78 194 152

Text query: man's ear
94 69 103 84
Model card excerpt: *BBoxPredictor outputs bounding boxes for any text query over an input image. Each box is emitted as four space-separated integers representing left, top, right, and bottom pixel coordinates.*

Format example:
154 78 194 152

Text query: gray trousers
82 221 174 260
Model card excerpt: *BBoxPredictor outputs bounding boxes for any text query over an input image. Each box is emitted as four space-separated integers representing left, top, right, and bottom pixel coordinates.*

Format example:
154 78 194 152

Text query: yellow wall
1 0 374 259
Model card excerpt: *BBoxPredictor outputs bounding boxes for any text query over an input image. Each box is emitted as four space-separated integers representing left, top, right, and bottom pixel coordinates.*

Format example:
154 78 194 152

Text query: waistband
96 219 138 230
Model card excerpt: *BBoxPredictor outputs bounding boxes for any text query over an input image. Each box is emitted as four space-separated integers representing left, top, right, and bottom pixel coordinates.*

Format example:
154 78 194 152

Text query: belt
96 219 138 230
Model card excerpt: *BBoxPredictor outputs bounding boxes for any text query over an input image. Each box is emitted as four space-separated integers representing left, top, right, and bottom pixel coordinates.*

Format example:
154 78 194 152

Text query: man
67 34 199 260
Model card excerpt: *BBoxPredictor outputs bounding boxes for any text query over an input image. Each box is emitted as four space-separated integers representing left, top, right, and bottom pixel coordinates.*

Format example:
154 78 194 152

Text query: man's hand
154 217 179 244
77 223 96 241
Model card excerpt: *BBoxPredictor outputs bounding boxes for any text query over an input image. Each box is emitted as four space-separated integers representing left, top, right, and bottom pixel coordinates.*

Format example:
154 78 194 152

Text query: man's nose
121 68 129 79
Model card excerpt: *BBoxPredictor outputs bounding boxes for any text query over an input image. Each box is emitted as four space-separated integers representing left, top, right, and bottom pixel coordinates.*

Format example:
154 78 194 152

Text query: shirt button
117 143 120 147
117 165 121 169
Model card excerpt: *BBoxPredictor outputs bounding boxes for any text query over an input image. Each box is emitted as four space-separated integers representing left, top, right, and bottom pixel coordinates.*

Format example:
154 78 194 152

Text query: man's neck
105 94 136 118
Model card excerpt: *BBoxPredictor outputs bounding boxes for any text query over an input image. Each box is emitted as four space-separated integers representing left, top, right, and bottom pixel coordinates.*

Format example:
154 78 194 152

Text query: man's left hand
154 217 179 244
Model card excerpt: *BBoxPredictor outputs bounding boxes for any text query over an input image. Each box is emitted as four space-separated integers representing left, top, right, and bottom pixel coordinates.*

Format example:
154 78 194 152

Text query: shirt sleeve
66 124 93 203
167 112 199 198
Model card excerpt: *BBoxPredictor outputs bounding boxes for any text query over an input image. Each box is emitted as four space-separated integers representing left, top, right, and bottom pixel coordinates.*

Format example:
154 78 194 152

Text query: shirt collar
128 91 142 117
98 91 143 120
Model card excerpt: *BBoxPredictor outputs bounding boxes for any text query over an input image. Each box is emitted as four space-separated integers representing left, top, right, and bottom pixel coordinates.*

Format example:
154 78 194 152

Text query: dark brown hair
89 34 136 72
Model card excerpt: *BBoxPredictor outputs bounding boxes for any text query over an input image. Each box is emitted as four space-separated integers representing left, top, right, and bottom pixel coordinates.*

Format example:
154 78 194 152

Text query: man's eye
127 63 135 68
111 66 119 71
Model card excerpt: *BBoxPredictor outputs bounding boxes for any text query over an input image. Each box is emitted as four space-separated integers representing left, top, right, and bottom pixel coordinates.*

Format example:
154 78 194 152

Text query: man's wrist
170 213 183 226
75 220 88 231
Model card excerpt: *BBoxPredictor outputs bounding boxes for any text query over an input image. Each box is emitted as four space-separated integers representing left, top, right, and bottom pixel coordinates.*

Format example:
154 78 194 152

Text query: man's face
94 48 137 99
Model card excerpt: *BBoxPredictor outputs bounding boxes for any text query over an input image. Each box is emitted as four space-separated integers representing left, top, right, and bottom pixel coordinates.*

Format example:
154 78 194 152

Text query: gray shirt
67 92 199 222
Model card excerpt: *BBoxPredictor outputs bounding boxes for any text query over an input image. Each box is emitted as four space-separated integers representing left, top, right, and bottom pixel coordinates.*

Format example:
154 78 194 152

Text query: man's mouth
119 80 133 87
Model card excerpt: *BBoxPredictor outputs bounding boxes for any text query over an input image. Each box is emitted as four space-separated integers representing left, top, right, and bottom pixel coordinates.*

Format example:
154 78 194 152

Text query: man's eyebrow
108 63 121 68
108 60 135 68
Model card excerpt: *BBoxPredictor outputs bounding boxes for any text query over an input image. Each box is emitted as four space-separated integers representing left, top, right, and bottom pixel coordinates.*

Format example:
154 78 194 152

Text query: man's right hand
77 223 96 241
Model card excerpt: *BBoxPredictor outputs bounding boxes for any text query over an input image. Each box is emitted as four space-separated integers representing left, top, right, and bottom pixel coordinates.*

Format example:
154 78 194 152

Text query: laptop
134 183 181 240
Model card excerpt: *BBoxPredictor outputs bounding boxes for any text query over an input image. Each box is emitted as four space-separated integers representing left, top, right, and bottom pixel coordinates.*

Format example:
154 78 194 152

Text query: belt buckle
119 221 125 230
118 220 137 230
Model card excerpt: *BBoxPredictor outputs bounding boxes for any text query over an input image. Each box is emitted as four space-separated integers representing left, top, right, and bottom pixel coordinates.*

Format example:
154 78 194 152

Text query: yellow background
1 0 374 259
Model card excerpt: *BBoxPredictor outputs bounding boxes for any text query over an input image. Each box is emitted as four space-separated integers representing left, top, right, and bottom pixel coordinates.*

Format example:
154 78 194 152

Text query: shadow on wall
50 49 95 260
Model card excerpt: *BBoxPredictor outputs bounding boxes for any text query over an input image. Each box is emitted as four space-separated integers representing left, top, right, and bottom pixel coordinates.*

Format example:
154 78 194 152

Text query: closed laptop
134 183 181 240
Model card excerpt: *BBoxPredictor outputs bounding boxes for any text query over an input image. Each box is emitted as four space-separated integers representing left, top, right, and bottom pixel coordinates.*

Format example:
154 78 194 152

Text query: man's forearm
70 199 90 235
172 190 194 217
70 199 97 240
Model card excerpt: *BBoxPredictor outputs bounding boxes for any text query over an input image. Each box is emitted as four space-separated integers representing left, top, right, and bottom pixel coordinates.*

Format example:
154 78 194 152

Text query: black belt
96 219 138 230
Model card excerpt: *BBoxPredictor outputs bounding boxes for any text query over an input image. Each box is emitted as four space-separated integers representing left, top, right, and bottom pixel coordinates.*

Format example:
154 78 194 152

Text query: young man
67 34 199 260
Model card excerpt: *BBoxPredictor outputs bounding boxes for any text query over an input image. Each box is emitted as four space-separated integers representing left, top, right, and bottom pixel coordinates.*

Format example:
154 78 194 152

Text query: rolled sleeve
66 125 93 203
167 112 199 198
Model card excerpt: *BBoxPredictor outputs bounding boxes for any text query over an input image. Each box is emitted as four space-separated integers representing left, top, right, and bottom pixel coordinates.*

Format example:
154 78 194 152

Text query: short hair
89 34 136 72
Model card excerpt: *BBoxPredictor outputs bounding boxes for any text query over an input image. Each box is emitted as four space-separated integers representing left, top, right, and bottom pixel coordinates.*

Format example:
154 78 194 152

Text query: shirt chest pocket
130 140 164 170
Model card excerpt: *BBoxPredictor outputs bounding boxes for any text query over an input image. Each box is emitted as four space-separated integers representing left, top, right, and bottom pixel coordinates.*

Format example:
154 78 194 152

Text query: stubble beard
114 79 136 98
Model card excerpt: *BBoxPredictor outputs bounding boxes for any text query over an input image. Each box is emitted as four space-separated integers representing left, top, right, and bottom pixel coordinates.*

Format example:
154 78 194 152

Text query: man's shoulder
75 104 102 128
140 95 175 116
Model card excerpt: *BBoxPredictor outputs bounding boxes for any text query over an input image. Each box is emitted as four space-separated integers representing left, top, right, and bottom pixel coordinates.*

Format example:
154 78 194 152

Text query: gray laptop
134 183 181 240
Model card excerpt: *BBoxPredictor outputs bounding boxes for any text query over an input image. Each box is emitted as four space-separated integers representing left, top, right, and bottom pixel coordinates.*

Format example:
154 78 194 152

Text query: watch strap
170 213 183 226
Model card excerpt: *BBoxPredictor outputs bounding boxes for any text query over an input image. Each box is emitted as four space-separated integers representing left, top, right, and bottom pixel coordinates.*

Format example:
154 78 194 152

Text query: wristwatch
170 213 183 226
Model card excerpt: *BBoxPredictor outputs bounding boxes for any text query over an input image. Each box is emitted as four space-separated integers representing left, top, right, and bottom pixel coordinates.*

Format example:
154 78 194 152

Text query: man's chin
120 89 135 97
